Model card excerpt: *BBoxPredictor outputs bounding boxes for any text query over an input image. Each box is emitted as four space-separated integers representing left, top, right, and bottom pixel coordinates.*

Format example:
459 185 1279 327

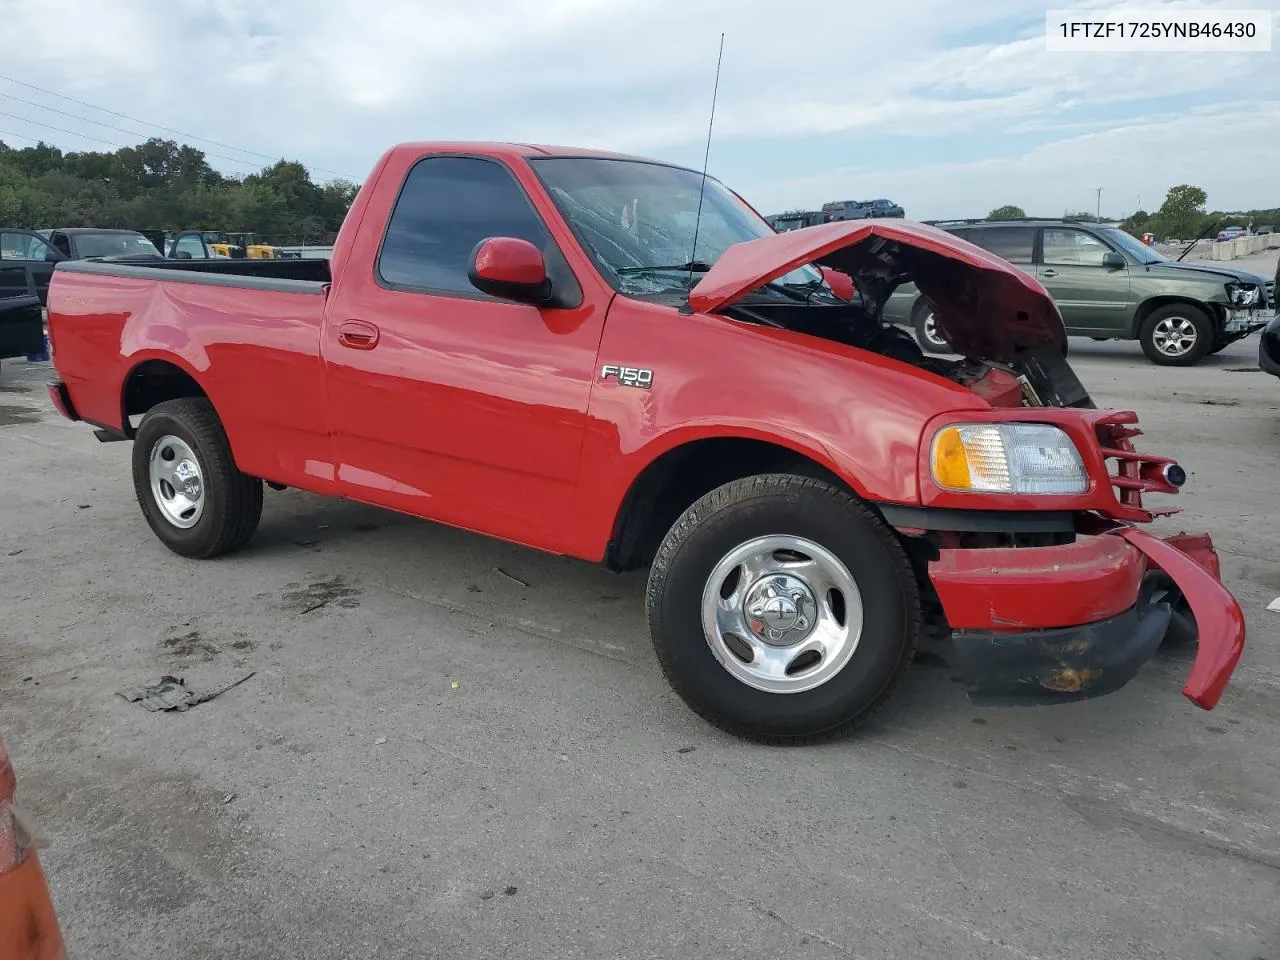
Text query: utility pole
1095 187 1103 220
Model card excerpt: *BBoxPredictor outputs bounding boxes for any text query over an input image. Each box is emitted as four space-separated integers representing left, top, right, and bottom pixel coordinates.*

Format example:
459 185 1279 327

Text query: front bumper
1223 308 1272 335
930 529 1245 709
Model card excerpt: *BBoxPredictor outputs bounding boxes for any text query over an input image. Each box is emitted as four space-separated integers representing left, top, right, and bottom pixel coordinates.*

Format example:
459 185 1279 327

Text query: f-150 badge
600 364 653 389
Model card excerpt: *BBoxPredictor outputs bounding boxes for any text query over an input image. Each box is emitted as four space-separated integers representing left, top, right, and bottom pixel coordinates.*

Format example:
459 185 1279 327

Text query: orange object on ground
0 736 68 960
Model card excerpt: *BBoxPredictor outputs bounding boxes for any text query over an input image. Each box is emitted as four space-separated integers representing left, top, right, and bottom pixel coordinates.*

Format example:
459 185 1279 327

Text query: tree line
990 186 1280 240
0 137 359 245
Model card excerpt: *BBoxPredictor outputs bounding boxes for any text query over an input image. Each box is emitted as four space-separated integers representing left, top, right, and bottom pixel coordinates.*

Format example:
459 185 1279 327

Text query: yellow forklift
173 231 279 259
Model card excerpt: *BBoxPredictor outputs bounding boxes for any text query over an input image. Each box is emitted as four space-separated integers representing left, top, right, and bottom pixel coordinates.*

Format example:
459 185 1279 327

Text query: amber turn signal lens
932 426 973 490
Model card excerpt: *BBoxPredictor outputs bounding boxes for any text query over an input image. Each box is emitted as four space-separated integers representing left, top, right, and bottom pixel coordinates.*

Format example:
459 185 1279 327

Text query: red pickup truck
45 142 1245 743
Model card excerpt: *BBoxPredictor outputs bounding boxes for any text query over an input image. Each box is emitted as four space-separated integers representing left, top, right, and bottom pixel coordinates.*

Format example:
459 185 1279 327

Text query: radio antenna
687 32 725 289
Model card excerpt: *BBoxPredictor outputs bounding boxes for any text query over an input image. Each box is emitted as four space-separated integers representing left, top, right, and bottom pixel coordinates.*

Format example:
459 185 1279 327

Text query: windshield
531 157 824 296
74 233 162 258
1099 227 1165 264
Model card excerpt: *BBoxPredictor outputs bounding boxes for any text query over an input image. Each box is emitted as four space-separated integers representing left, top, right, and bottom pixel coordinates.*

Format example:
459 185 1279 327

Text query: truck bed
55 256 331 289
47 257 332 488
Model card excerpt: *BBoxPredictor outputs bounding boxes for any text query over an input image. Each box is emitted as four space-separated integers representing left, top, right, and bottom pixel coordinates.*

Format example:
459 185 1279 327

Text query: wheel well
122 360 208 436
1133 297 1219 337
604 438 848 572
910 295 932 323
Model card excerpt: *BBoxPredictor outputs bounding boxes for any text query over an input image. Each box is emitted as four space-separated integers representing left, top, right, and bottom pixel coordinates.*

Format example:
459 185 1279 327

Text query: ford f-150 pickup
45 142 1246 743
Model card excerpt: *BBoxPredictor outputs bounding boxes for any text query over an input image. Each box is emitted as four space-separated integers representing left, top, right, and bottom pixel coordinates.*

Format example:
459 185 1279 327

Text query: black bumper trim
50 380 80 422
950 602 1172 707
878 504 1075 534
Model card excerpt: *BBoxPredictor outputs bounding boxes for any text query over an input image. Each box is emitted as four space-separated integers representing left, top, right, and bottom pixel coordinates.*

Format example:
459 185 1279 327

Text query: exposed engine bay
723 296 1094 410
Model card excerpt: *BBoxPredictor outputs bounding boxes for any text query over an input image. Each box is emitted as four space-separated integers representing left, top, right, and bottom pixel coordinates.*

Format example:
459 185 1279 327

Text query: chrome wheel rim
701 535 864 694
149 435 205 528
1152 316 1198 357
922 312 947 349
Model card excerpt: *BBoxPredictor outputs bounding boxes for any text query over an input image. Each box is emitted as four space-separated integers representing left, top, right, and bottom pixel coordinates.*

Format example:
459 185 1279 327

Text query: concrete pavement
1 326 1278 959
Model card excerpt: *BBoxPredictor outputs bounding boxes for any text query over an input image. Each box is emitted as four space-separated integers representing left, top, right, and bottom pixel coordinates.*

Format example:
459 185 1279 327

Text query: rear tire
132 398 262 558
1139 304 1213 366
646 474 920 744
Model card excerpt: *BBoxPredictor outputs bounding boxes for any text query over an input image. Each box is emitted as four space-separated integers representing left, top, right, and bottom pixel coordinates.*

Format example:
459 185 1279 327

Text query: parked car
1255 225 1274 235
44 143 1244 742
0 293 45 377
766 211 830 232
1216 226 1248 241
45 227 166 260
1260 314 1280 378
0 229 64 303
822 198 905 220
887 219 1273 365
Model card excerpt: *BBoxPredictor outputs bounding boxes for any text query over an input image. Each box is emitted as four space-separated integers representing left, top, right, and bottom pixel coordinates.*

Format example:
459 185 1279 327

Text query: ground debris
1267 597 1280 613
117 672 255 712
494 567 528 587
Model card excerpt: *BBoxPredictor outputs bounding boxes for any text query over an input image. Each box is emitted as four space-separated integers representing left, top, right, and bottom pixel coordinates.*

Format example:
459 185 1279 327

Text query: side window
969 227 1035 264
379 156 552 295
50 233 72 257
0 231 53 261
1043 229 1110 266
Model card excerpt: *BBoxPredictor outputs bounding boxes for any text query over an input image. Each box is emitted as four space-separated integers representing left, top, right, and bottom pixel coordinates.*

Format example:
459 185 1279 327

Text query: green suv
884 219 1275 365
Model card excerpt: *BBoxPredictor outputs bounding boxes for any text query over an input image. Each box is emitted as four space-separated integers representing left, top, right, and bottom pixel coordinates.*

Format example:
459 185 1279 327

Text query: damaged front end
920 409 1246 710
688 219 1247 711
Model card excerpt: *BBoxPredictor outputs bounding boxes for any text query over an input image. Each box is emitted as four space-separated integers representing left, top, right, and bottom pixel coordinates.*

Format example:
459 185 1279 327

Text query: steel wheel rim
923 312 946 348
700 535 864 694
148 435 206 529
1152 316 1198 357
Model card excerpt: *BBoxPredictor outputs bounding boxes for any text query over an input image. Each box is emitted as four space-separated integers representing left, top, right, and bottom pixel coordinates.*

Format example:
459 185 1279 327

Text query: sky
0 0 1276 220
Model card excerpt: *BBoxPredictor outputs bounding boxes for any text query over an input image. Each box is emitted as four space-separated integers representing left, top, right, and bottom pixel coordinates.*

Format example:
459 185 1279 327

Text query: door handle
338 320 379 350
1040 269 1058 278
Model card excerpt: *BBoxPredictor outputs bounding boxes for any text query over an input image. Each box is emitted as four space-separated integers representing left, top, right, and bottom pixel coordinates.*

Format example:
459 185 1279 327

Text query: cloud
743 101 1280 218
0 0 1275 217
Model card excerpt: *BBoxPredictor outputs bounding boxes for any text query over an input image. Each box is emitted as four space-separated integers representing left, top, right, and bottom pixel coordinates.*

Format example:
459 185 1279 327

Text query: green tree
0 137 356 244
1156 184 1208 238
987 204 1025 220
1120 209 1150 236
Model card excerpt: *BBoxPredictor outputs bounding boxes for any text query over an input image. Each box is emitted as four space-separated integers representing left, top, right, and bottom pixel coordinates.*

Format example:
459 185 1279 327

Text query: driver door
321 154 605 550
0 229 61 303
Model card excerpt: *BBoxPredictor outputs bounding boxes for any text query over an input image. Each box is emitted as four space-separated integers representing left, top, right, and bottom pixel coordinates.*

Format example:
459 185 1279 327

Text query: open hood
1155 259 1270 286
688 219 1067 363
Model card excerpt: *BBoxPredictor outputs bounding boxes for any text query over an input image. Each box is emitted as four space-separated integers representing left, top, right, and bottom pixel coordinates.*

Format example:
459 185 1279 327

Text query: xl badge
600 364 653 389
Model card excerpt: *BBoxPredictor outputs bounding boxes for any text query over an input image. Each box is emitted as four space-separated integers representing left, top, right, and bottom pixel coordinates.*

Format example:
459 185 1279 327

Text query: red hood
688 219 1067 363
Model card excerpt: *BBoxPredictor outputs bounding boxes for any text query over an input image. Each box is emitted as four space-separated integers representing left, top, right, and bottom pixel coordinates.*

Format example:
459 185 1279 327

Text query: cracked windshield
534 156 824 296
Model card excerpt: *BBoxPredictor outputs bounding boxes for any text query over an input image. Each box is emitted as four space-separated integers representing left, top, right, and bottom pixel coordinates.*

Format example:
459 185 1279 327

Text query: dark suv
885 218 1274 365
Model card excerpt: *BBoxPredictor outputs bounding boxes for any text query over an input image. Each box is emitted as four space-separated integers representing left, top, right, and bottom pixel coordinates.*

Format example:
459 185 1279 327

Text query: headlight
931 423 1088 495
1227 283 1260 307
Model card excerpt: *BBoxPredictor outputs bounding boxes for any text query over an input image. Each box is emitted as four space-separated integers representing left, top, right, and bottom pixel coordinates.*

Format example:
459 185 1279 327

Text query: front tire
132 398 263 558
1139 304 1213 366
646 474 920 744
912 300 948 353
